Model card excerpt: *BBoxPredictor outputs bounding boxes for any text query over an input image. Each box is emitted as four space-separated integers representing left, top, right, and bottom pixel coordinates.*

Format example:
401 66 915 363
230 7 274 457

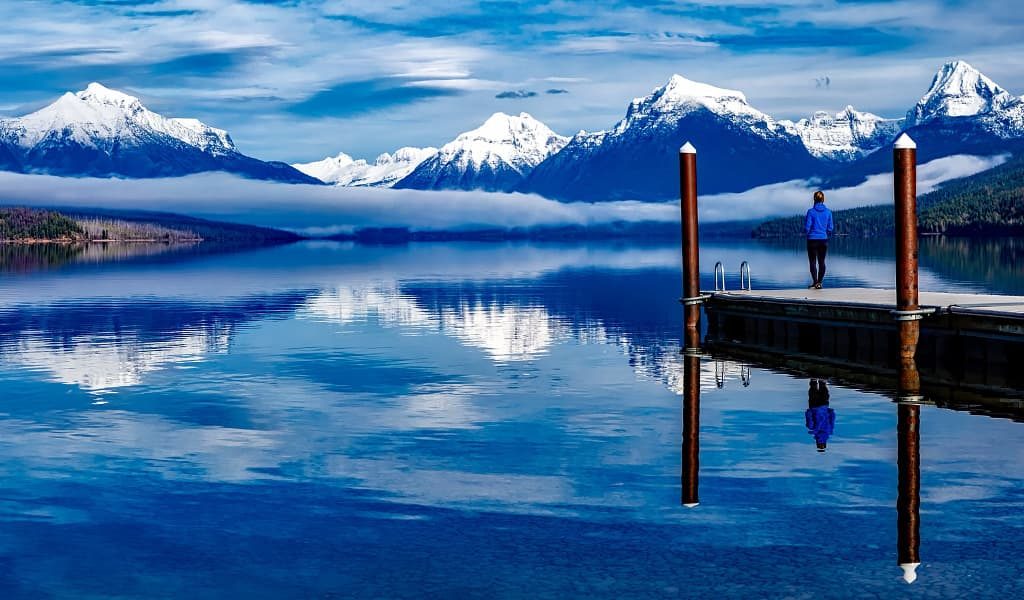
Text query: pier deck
702 288 1024 396
710 288 1024 318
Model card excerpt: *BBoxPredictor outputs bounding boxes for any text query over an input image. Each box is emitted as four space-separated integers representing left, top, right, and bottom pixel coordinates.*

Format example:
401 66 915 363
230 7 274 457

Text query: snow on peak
438 112 568 171
381 146 437 166
291 152 355 182
784 106 903 161
456 112 563 146
908 60 1015 125
77 82 143 110
615 73 772 134
661 74 748 104
4 82 237 154
292 147 437 186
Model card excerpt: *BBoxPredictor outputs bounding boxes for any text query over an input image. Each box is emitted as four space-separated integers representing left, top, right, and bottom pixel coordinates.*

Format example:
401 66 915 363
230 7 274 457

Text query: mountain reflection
0 293 310 391
302 286 574 362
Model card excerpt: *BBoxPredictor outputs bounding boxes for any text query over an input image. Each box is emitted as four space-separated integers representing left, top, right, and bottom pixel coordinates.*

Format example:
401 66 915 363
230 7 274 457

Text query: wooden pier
678 135 1023 585
678 134 1024 398
702 288 1024 397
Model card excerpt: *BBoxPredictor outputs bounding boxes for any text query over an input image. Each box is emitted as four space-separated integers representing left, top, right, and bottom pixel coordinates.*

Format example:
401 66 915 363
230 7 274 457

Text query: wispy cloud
0 1 1022 163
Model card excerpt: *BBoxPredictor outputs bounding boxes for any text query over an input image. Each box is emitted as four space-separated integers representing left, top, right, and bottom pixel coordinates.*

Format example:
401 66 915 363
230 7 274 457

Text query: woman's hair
813 190 825 203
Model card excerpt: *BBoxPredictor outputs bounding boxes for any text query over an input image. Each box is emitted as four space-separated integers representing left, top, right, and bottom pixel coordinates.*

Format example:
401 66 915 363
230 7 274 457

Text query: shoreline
0 238 204 245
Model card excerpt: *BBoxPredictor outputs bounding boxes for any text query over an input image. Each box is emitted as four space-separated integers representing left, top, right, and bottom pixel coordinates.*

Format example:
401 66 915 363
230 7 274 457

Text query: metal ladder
713 261 752 292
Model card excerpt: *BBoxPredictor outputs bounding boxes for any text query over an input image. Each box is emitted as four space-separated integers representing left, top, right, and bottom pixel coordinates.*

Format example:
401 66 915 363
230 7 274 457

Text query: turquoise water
0 239 1022 598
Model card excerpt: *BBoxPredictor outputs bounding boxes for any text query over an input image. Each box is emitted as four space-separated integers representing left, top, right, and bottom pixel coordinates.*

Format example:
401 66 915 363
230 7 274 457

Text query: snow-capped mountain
826 61 1024 187
907 60 1017 127
293 146 437 187
0 83 319 183
523 74 819 201
394 112 568 192
783 106 904 162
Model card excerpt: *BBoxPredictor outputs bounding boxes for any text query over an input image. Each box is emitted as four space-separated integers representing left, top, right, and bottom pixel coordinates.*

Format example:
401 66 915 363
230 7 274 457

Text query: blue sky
2 0 1023 162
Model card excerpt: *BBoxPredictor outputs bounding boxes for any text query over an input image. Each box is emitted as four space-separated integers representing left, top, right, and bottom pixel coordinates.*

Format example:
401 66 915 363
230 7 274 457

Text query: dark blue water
0 238 1022 598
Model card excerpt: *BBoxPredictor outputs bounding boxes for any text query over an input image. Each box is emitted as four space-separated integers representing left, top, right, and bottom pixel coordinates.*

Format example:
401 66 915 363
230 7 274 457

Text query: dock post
681 327 700 508
894 134 920 359
680 142 700 332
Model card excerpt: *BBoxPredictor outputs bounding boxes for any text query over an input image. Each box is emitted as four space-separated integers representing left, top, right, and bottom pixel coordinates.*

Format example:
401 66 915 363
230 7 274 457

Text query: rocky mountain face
783 106 904 162
521 75 820 200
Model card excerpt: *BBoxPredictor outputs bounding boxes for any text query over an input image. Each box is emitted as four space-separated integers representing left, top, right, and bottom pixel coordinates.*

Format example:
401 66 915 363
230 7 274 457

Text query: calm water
0 238 1022 598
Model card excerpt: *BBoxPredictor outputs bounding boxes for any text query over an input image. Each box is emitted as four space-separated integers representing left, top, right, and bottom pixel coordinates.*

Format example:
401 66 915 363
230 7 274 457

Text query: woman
804 190 834 289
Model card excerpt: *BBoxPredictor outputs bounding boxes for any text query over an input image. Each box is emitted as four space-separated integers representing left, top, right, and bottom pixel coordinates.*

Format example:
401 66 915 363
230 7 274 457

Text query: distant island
753 153 1024 238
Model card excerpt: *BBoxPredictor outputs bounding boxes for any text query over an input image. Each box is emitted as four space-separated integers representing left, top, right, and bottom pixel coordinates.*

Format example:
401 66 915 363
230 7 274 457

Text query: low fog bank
700 153 1007 222
0 153 1005 234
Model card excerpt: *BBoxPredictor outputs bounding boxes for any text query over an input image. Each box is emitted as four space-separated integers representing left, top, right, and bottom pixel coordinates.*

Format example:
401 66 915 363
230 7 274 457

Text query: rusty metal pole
896 401 921 584
894 134 920 360
681 326 700 508
680 142 700 332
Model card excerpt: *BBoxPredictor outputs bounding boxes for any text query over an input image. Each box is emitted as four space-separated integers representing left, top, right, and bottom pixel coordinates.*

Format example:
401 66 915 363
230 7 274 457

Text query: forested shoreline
0 207 201 243
753 153 1024 238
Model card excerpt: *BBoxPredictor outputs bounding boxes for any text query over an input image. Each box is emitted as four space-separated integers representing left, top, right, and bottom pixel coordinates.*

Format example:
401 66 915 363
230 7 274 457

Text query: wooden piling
680 142 700 331
894 134 919 311
894 134 920 360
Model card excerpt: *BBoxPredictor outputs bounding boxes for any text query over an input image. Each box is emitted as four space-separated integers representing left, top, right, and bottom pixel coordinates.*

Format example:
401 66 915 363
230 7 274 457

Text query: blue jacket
805 406 836 445
804 204 834 240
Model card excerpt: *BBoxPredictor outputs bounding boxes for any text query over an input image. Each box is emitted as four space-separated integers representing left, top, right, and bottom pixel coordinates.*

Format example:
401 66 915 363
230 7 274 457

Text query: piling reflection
896 335 923 584
681 326 700 508
685 353 929 585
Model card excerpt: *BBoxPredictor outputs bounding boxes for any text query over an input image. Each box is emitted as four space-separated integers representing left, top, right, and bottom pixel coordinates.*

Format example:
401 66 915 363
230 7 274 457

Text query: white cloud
0 153 1005 232
0 171 676 233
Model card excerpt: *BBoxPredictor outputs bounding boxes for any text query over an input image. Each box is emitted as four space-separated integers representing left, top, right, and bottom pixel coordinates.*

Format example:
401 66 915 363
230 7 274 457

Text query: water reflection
897 402 922 583
687 351 929 585
0 242 204 272
0 293 311 392
897 340 922 584
0 240 1020 595
681 327 700 508
805 380 835 452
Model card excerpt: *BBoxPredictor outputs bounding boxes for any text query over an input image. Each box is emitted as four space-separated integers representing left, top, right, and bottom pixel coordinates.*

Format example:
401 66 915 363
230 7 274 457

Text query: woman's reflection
805 379 835 452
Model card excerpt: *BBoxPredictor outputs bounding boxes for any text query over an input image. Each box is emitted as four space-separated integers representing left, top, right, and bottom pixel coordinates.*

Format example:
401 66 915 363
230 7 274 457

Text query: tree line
0 207 200 242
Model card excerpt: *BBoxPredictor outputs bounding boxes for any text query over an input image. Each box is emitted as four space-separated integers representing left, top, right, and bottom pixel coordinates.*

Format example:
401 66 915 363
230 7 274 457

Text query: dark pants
807 239 828 283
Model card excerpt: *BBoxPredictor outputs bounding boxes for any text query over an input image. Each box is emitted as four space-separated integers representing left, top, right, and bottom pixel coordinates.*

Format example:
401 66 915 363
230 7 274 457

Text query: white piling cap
680 142 697 154
683 502 699 508
894 133 917 150
900 562 920 584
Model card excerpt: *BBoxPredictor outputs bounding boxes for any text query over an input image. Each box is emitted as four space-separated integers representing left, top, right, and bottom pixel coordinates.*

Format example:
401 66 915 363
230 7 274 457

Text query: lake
0 237 1022 598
